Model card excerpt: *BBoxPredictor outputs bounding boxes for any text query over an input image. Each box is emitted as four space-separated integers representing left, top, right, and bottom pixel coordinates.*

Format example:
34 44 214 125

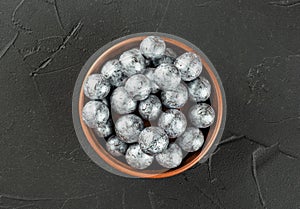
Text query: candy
153 47 177 66
144 68 160 93
140 36 166 59
94 118 113 138
82 101 109 128
177 127 204 152
124 74 151 101
188 103 215 128
187 76 211 102
115 114 144 143
83 74 110 100
161 83 188 108
101 59 127 87
138 127 169 155
156 143 183 168
110 87 137 114
138 95 162 121
174 52 202 81
106 135 128 157
153 63 181 91
119 48 146 76
125 144 154 169
158 109 187 138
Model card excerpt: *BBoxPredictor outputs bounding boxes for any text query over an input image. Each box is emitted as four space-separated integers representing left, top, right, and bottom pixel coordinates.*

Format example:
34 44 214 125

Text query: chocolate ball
174 52 202 81
153 63 181 91
177 127 204 152
83 74 110 100
138 95 162 121
106 135 128 157
115 114 144 143
156 143 183 169
101 59 127 87
140 36 166 59
82 101 110 128
125 144 154 169
110 87 137 114
188 103 215 128
187 76 211 102
161 83 188 108
124 74 151 101
119 48 146 76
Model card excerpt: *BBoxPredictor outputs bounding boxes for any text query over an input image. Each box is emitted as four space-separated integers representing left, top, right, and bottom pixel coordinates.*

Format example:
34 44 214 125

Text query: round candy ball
177 127 204 152
82 101 109 128
174 52 202 81
94 118 113 138
158 109 187 138
187 76 211 102
156 143 183 169
153 63 181 91
138 127 169 155
138 95 162 121
144 68 160 93
119 48 146 77
106 135 128 157
110 87 137 114
161 83 188 108
140 36 166 59
83 74 110 100
115 114 144 143
125 144 154 169
101 59 127 87
188 103 215 128
153 47 177 66
124 74 151 101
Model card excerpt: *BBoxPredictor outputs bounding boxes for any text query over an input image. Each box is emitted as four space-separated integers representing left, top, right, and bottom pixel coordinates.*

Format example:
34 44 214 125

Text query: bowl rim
72 32 227 178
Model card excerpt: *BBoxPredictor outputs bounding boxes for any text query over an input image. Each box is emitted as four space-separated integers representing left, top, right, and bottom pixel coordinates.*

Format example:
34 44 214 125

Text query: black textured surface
0 0 299 209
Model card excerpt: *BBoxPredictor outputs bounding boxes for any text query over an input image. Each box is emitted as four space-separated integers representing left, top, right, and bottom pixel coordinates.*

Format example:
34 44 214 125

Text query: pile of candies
82 36 215 170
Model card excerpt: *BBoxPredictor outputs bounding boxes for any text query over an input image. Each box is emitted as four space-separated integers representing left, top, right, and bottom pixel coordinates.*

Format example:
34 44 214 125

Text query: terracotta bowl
72 32 226 178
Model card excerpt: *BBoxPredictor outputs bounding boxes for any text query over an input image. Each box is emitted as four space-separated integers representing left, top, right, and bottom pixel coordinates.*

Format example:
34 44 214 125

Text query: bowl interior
77 34 225 178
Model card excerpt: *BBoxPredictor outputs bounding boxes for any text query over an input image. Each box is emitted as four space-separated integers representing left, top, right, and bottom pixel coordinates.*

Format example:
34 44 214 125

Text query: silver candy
177 127 204 152
110 87 137 114
153 63 181 91
115 114 144 143
101 59 127 87
125 144 154 169
119 48 146 76
83 74 110 100
140 36 166 59
153 48 177 66
94 119 113 138
161 83 188 108
124 74 151 101
138 95 162 121
158 109 187 138
187 76 211 102
82 101 110 128
144 68 160 93
188 103 215 128
156 143 183 169
106 135 128 157
138 127 169 155
174 52 202 81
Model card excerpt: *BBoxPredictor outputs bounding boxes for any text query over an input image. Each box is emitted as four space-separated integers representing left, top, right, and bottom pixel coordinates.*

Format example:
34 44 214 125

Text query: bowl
72 32 226 178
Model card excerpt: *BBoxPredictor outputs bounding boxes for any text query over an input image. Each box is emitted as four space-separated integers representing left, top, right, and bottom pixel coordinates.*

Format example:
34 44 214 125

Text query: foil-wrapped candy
188 103 215 128
83 74 111 100
144 68 160 93
153 47 177 66
115 114 144 143
153 63 181 91
119 48 146 76
110 87 137 114
156 143 183 169
106 135 128 157
161 83 188 108
187 76 211 102
124 74 151 101
101 59 127 87
94 118 113 138
82 101 110 128
138 127 169 155
158 109 187 138
177 127 204 152
174 52 202 81
125 144 154 169
138 95 162 121
140 36 166 59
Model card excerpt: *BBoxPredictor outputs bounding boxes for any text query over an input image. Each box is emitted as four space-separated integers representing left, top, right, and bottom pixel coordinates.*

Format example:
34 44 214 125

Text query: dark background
0 0 299 208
